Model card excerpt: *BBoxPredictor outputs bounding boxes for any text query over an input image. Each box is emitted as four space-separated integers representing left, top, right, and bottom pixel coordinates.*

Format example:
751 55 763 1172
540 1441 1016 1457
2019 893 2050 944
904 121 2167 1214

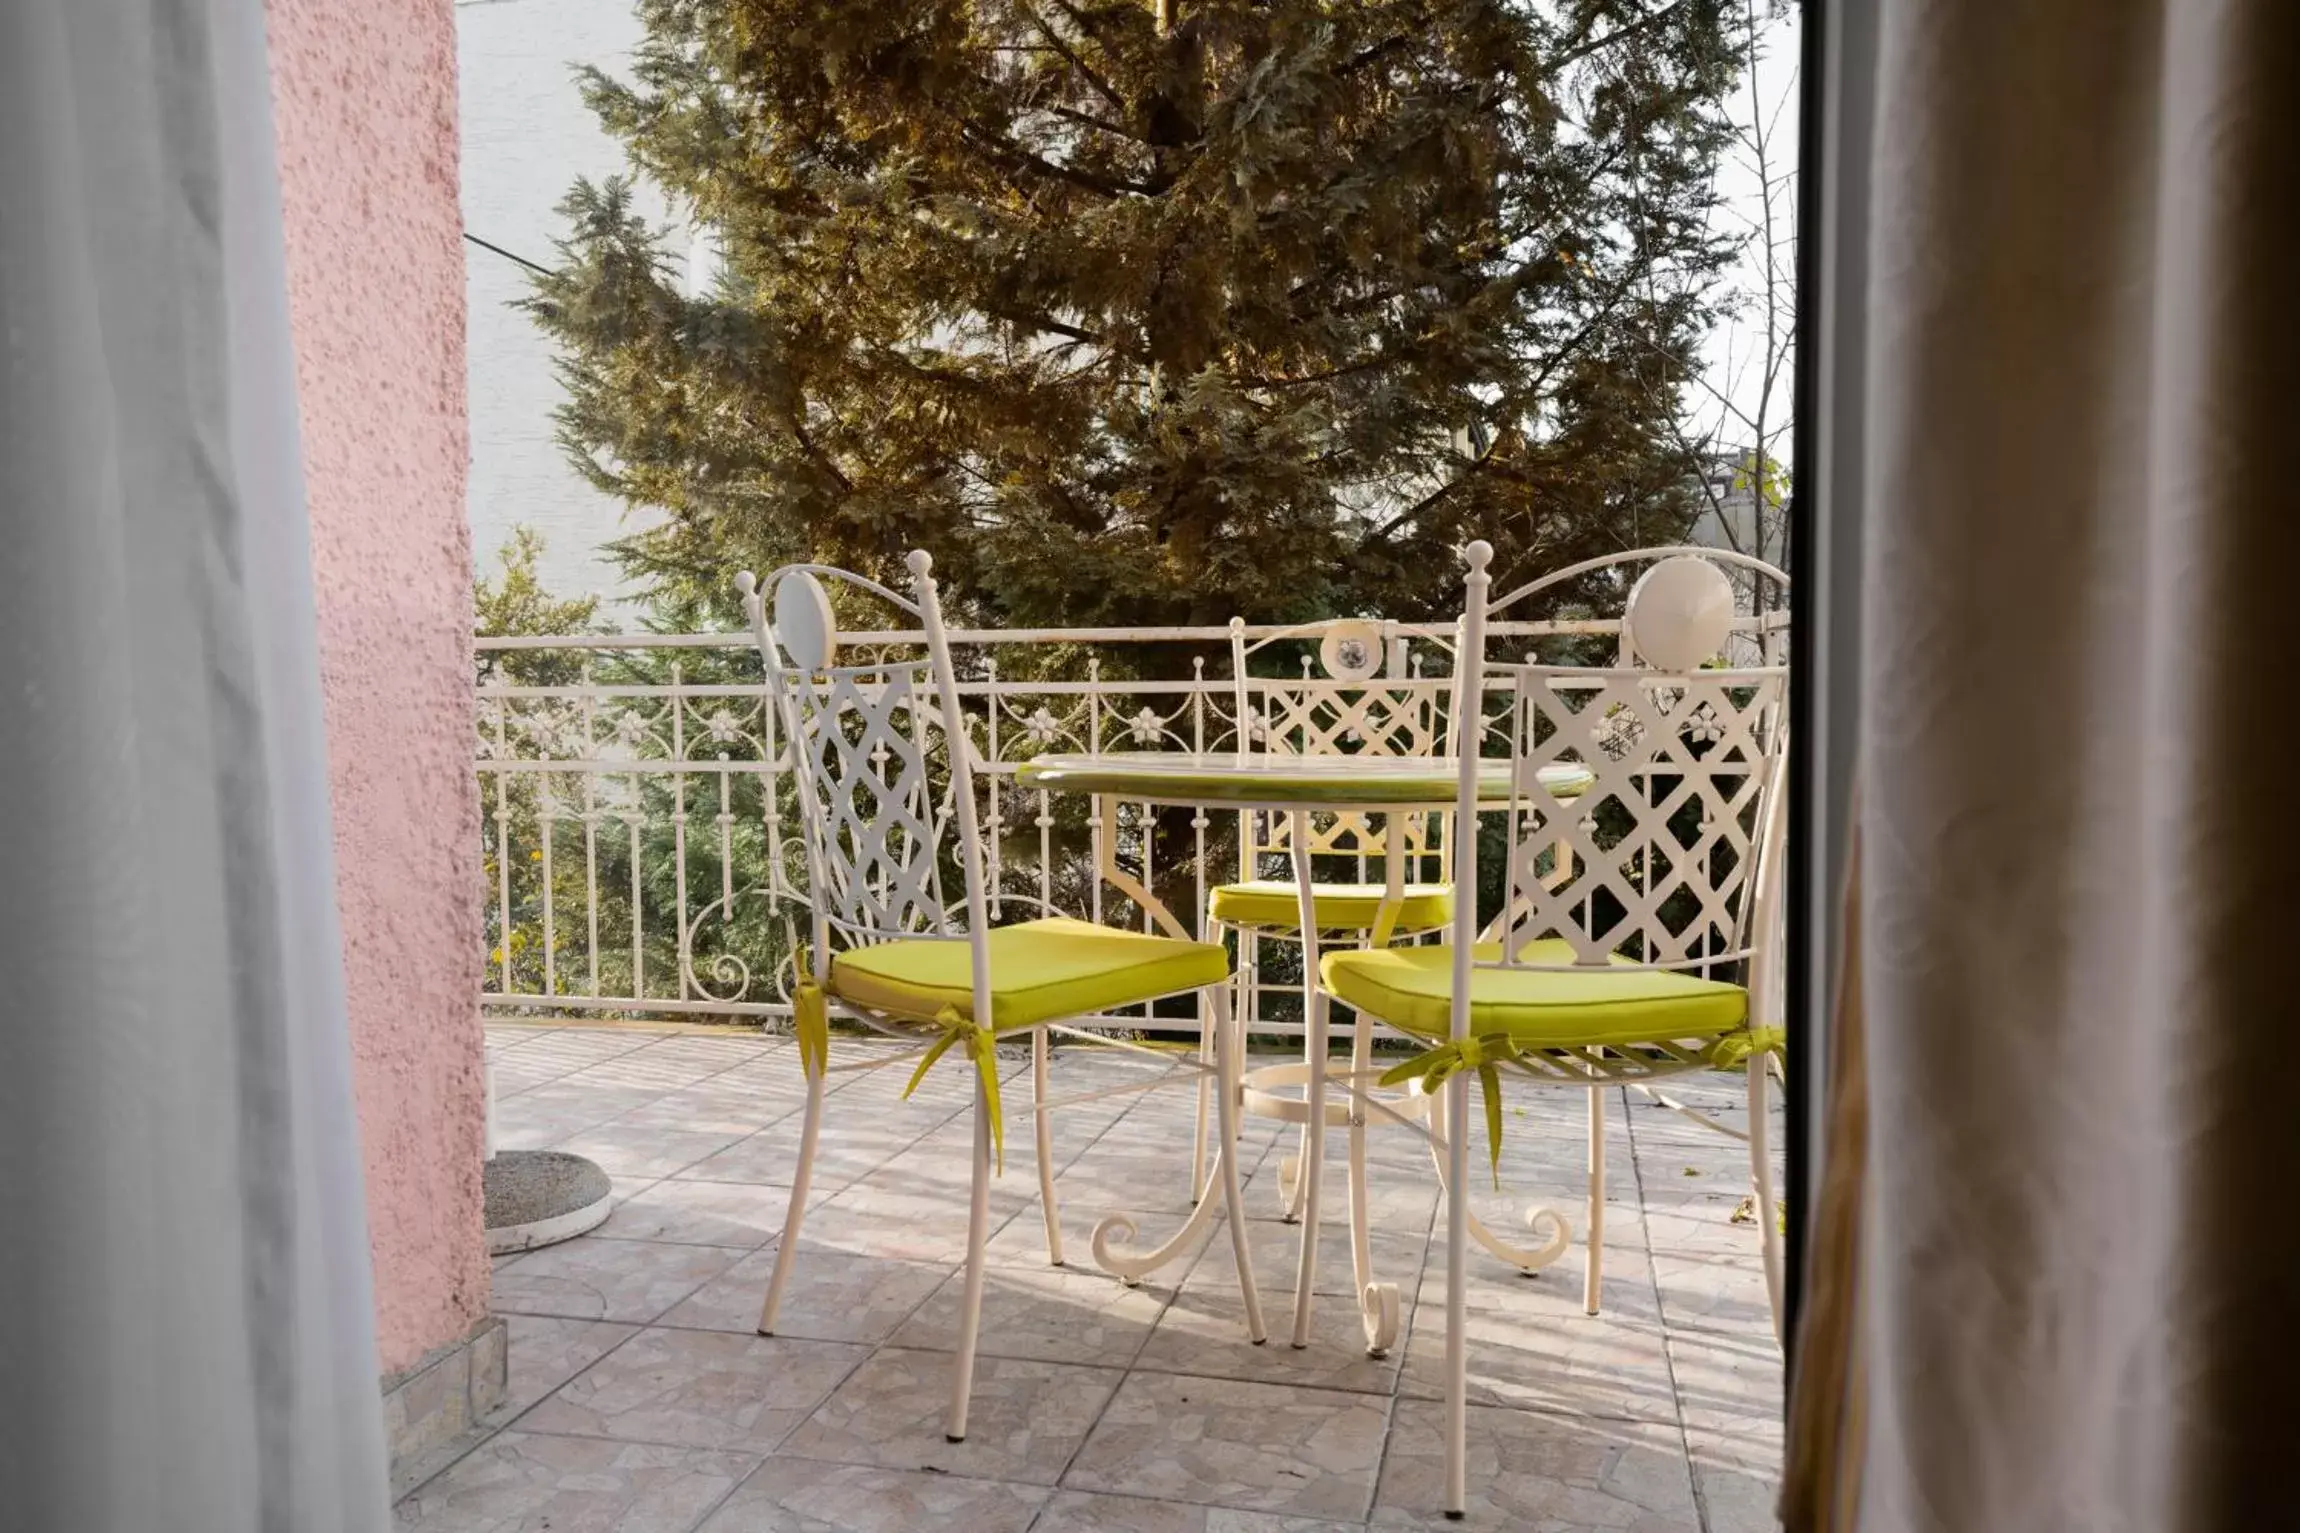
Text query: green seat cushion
1320 938 1746 1047
830 917 1229 1032
1208 880 1454 933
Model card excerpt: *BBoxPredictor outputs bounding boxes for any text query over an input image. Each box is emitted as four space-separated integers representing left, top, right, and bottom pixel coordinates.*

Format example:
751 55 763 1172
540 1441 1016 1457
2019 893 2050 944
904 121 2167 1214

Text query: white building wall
456 0 680 606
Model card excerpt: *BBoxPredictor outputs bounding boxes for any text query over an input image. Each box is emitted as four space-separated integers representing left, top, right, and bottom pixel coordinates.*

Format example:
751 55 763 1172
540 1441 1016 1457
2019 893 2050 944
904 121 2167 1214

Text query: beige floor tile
1649 1251 1777 1336
1065 1372 1389 1523
801 1179 1032 1265
1397 1302 1679 1424
891 1263 1169 1366
615 1087 799 1138
636 1033 784 1071
490 1029 661 1074
1415 1233 1664 1323
521 1327 867 1454
979 1150 1237 1269
1237 1157 1442 1234
554 1119 757 1179
1188 1214 1432 1307
1441 1178 1653 1256
1370 1401 1698 1529
392 1430 754 1532
680 1116 933 1193
663 1244 951 1343
482 1313 640 1427
1687 1426 1784 1533
561 1049 740 1095
1666 1329 1784 1441
1136 1282 1400 1395
1035 1490 1367 1532
596 1178 796 1249
779 1347 1124 1486
694 1458 1047 1533
1638 1188 1778 1262
490 1057 577 1096
491 1235 739 1323
491 1081 660 1148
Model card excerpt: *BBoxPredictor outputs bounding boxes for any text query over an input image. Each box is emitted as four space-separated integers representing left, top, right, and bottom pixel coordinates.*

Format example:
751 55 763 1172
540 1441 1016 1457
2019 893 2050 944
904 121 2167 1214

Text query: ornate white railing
476 613 1789 1036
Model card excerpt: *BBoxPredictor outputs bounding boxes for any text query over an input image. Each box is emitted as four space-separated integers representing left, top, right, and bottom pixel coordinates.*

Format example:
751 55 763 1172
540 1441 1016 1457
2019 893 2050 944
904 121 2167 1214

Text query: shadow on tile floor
393 1027 1787 1530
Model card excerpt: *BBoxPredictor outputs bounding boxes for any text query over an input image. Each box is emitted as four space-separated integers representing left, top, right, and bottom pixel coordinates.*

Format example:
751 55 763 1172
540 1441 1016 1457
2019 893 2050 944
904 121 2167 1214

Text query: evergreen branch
1361 436 1499 546
1358 262 1648 552
1544 1 1693 77
1515 263 1646 394
955 116 1156 197
1040 101 1152 144
784 409 852 494
985 304 1108 350
1050 0 1119 41
1017 1 1130 117
1239 353 1397 389
1338 31 1416 78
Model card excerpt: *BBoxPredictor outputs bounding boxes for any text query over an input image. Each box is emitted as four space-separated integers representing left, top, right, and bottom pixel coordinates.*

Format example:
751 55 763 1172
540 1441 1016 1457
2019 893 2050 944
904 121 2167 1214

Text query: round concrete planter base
484 1149 614 1255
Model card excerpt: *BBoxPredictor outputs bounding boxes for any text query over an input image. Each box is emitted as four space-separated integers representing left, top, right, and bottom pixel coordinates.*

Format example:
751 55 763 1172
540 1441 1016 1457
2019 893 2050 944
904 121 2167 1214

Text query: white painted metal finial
735 570 758 599
906 549 934 577
1463 539 1494 573
1625 555 1735 672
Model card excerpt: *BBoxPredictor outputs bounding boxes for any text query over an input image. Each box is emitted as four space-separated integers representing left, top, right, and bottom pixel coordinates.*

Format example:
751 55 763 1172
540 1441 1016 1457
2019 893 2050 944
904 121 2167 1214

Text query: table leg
1289 810 1326 1349
1096 797 1192 940
1087 985 1265 1346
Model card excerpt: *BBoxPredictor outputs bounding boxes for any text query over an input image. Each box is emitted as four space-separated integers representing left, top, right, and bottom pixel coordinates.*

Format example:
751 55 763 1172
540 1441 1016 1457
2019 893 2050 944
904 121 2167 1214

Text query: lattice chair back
737 556 990 977
1226 617 1451 874
1462 546 1791 985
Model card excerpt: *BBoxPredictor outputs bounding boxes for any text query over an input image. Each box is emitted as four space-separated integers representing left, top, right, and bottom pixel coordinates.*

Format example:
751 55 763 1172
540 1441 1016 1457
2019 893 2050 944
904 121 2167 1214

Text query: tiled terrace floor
398 1022 1785 1531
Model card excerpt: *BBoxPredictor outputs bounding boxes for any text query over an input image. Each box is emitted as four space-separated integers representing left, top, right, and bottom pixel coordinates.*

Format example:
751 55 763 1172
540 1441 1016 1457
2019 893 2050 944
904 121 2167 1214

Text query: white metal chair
738 551 1266 1441
1194 618 1458 1352
1322 541 1790 1516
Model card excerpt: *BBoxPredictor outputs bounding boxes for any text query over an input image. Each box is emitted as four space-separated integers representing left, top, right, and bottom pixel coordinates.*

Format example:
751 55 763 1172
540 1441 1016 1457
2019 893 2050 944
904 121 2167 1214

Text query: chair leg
1191 1003 1214 1198
757 1061 825 1336
1584 1085 1607 1317
945 1072 996 1442
1289 817 1327 1347
1443 1070 1470 1519
1748 1056 1785 1344
1209 983 1267 1344
1344 984 1399 1356
1291 985 1331 1349
1034 1027 1065 1267
1279 1121 1311 1223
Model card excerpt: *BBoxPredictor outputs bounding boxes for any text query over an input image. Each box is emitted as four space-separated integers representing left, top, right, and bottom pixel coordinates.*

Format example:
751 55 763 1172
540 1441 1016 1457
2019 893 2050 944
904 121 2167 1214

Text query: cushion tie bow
1707 1026 1786 1072
903 1004 1006 1175
1379 1033 1523 1187
792 947 832 1083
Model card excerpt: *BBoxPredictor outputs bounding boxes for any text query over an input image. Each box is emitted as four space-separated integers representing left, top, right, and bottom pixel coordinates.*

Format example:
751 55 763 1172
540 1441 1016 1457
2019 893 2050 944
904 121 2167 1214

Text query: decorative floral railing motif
476 614 1788 1035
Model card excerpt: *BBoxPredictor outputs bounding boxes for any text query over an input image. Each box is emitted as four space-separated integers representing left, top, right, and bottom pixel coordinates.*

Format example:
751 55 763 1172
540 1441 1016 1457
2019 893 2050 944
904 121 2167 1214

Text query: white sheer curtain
1789 2 2297 1528
0 1 390 1527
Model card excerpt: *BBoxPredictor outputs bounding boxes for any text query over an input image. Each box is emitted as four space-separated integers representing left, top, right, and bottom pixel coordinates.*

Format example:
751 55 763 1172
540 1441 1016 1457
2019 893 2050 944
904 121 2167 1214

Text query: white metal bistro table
1013 750 1593 1355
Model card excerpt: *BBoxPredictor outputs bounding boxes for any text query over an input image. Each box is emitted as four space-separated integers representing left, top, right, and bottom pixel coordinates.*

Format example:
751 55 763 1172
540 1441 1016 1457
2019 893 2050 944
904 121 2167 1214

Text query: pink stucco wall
265 0 488 1377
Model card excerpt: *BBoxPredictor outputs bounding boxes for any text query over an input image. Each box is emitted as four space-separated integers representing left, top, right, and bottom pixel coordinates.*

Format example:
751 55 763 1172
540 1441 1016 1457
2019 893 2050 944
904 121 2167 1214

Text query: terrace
397 591 1789 1530
399 1020 1783 1531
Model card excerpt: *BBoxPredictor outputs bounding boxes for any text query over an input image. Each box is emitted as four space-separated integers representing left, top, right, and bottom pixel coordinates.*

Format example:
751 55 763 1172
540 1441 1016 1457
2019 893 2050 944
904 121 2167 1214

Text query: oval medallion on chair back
739 566 965 950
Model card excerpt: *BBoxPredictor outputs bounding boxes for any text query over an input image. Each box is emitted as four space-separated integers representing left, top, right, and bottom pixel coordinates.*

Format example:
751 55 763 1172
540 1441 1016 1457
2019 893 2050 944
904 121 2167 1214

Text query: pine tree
528 1 1747 627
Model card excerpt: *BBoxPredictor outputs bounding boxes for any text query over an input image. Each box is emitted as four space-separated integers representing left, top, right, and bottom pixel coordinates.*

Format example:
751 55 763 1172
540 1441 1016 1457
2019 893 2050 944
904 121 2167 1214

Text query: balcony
399 610 1789 1529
